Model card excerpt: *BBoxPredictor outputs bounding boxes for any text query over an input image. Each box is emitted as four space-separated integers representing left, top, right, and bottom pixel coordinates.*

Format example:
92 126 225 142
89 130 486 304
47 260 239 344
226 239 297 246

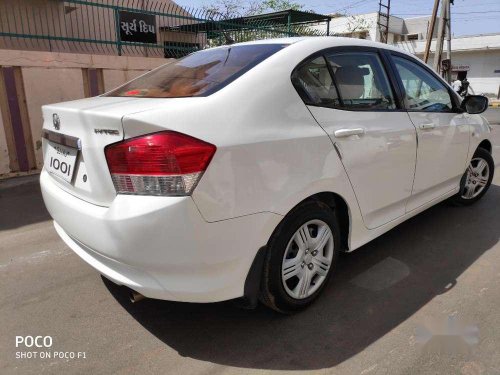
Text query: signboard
451 64 470 72
119 11 157 44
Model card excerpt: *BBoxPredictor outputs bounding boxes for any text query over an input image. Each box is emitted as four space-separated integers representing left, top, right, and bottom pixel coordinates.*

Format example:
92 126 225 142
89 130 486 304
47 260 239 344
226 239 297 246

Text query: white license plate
45 141 78 183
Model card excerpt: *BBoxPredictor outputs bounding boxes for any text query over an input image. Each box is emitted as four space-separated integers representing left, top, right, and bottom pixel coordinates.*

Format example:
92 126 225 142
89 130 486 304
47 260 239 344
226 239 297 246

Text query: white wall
449 50 500 96
318 13 417 42
395 33 500 54
403 16 435 39
313 13 379 40
395 34 500 96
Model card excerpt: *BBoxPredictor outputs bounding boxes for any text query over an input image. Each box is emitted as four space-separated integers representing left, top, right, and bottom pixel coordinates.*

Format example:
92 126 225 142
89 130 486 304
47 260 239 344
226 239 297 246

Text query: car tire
450 147 494 206
260 200 340 313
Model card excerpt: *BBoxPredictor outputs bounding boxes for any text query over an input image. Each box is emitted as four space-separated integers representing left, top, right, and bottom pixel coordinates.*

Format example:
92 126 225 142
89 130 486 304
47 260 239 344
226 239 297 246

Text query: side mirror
461 95 489 115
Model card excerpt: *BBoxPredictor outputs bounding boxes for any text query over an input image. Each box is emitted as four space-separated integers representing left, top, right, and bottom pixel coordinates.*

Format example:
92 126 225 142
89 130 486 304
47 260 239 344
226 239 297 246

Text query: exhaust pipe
129 290 145 303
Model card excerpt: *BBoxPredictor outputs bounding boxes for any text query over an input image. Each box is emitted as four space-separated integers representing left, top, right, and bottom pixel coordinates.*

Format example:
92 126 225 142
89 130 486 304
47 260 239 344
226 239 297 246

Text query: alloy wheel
461 157 490 200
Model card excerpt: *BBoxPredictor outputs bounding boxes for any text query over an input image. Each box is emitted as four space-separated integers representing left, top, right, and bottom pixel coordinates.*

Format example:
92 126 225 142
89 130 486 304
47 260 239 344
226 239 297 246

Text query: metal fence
0 0 330 58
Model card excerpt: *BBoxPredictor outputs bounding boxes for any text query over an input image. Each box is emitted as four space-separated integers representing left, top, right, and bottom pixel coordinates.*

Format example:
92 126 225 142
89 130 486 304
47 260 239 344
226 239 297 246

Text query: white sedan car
40 37 494 313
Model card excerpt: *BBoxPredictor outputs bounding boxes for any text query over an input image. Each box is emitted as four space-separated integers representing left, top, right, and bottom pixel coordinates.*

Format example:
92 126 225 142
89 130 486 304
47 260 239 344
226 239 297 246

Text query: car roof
233 36 414 57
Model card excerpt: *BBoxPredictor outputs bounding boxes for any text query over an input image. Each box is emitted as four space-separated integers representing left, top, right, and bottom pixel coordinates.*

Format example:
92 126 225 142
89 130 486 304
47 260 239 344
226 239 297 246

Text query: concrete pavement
484 107 500 125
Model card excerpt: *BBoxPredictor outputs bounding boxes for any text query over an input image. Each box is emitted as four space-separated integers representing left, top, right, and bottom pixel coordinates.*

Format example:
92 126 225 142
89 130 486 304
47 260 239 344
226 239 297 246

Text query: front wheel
260 200 340 313
450 147 494 206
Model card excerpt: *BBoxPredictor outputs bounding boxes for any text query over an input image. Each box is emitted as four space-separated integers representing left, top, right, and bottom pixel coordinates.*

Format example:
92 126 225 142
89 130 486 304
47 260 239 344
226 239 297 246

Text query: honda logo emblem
53 113 60 131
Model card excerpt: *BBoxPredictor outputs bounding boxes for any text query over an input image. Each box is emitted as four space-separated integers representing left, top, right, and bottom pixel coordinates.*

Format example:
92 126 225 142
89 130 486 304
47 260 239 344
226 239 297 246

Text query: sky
174 0 500 37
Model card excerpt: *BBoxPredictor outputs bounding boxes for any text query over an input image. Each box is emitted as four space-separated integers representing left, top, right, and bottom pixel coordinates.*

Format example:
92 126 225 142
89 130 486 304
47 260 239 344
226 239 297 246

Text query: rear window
105 44 287 98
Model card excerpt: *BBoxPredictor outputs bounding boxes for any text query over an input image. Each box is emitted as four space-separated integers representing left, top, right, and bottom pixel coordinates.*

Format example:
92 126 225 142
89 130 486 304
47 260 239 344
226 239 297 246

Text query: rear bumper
40 170 282 302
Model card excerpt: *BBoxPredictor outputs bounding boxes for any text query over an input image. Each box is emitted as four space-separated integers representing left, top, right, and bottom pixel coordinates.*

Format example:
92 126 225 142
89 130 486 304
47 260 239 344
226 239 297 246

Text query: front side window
326 52 396 110
393 56 453 112
106 44 287 98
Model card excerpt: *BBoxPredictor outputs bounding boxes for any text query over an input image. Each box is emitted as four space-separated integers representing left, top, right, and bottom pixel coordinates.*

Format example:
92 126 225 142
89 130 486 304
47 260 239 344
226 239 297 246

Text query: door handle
334 128 365 138
419 123 436 130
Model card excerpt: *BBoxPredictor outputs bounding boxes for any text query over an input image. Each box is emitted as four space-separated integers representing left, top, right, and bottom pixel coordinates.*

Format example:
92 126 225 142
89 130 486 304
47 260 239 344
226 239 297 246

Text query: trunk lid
41 97 162 206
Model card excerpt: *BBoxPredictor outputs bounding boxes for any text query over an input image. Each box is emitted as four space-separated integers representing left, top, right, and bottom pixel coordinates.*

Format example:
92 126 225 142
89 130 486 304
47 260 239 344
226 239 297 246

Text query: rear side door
295 47 417 229
388 53 470 211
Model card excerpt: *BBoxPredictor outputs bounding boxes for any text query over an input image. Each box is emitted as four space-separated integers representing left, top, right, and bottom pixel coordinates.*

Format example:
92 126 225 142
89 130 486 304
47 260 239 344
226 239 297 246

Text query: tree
346 15 373 33
201 0 315 47
202 0 257 18
202 0 305 18
255 0 305 13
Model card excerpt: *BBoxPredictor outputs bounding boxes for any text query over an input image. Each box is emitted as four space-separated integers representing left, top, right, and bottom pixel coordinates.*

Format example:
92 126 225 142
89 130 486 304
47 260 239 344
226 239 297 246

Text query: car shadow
0 177 51 230
103 184 500 370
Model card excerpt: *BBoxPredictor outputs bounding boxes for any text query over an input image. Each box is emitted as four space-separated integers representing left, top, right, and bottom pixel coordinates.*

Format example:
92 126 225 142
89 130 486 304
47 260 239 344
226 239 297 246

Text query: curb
0 173 40 190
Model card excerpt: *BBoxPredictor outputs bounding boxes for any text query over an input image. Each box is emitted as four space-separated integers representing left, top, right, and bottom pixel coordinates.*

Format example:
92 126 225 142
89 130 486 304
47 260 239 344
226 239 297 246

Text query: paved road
484 107 500 125
1 129 500 375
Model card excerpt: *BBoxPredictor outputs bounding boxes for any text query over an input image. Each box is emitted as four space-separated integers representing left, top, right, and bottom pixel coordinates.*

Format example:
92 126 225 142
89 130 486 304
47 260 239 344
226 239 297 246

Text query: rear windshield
105 44 287 98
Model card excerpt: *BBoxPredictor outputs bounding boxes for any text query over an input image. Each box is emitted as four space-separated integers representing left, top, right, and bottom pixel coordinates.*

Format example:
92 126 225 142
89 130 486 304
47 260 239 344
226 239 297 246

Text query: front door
294 48 417 229
390 54 470 211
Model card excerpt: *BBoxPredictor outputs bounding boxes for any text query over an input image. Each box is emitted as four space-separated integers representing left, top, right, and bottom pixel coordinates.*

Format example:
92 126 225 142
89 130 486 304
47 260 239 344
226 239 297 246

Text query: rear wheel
450 147 494 206
260 200 340 313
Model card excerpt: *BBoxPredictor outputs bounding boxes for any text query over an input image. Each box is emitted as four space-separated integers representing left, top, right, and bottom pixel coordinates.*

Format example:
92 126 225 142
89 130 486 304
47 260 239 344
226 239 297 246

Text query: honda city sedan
40 37 494 313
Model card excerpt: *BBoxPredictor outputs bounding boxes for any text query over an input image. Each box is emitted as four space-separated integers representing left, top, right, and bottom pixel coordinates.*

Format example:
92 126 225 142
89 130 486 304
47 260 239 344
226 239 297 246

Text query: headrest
335 66 370 85
334 66 369 99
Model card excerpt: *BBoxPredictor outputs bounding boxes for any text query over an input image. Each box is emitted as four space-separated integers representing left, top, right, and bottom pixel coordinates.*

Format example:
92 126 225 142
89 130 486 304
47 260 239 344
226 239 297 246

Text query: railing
0 0 329 58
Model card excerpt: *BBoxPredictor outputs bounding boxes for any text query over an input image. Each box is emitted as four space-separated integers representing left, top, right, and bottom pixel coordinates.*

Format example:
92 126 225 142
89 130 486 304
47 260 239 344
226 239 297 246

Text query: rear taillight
105 131 216 196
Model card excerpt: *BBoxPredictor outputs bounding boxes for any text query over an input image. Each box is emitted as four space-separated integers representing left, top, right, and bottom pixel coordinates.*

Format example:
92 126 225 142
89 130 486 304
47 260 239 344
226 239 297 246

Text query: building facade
396 33 500 97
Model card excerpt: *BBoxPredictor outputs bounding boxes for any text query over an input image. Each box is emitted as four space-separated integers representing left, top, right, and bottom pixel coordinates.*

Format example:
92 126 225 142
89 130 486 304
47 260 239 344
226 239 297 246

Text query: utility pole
432 0 453 81
433 0 447 74
423 0 440 63
445 0 452 82
377 0 391 43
